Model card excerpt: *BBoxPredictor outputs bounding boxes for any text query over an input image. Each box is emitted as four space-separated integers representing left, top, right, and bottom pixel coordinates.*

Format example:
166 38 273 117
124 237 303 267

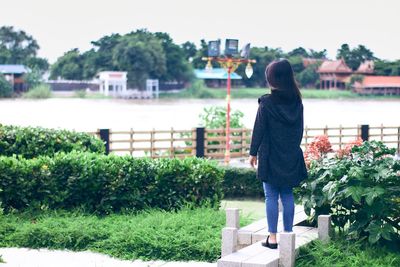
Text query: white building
98 71 127 96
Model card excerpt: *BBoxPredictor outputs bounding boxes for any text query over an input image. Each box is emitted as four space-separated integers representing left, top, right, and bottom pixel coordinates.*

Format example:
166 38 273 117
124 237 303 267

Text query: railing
89 124 400 159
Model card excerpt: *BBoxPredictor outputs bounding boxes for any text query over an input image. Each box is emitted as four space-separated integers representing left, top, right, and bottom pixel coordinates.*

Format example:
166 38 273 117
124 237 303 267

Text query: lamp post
202 39 256 165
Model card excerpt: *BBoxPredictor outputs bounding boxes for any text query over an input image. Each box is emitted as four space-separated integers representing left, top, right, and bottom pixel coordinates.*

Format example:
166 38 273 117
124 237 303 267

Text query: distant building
354 76 400 95
317 59 353 90
0 64 30 92
194 68 242 88
98 71 127 96
355 60 374 75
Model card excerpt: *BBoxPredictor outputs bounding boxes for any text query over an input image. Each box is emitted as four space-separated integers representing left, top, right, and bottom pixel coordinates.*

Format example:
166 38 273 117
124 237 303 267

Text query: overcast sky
1 0 399 63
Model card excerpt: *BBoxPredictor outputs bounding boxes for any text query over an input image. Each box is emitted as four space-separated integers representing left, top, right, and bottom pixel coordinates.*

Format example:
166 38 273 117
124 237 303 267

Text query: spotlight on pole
208 40 221 57
224 39 239 57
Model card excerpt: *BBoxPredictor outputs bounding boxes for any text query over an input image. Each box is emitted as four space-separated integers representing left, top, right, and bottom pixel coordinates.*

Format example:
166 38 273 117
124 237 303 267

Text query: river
0 98 399 131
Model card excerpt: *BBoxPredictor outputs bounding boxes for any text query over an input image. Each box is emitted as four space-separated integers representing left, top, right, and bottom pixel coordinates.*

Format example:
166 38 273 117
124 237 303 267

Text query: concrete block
222 227 238 257
238 230 252 245
279 232 295 267
226 208 240 228
318 215 331 243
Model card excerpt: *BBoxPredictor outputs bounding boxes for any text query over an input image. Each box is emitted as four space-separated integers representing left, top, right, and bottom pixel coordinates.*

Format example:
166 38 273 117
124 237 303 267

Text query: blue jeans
263 182 294 233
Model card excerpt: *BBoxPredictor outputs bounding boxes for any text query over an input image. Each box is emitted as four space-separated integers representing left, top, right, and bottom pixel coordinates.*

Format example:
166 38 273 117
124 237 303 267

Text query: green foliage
375 59 400 76
0 74 12 98
297 236 400 267
299 141 400 244
0 208 251 262
23 68 43 89
74 89 87 98
0 26 48 71
50 30 193 88
0 124 105 158
222 167 263 198
22 84 52 99
199 106 244 129
296 63 320 88
336 44 375 70
0 152 224 213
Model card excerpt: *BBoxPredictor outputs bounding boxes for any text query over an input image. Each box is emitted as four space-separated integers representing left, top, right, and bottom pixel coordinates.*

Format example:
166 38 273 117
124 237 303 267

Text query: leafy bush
300 140 400 244
0 208 251 262
74 89 87 98
0 74 13 98
0 152 224 213
22 84 52 99
0 124 105 158
222 167 264 198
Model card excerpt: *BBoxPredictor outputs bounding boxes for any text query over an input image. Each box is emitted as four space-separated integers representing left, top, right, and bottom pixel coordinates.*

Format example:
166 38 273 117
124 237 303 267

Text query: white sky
1 0 399 63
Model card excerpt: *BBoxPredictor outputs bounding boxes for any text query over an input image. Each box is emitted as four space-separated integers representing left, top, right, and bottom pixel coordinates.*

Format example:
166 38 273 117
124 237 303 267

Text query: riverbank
159 87 400 99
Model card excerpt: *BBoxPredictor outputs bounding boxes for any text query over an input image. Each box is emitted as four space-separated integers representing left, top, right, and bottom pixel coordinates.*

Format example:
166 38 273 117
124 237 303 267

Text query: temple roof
317 59 352 73
356 60 374 74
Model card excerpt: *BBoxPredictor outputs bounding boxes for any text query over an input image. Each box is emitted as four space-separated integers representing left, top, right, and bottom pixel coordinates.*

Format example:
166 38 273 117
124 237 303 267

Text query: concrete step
218 226 318 267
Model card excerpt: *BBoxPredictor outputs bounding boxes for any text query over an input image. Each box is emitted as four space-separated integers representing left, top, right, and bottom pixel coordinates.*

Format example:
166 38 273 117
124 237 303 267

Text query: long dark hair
265 59 302 99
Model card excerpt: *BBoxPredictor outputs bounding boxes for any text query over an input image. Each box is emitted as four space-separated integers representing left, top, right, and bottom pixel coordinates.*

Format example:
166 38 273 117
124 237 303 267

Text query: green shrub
299 141 400 244
0 74 13 98
222 167 264 198
74 89 87 98
22 84 52 99
0 124 105 158
0 152 224 213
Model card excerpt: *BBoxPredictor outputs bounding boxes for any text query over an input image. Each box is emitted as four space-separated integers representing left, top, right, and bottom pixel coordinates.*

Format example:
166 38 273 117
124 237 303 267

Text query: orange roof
361 76 400 88
318 59 352 73
302 58 322 67
356 60 374 74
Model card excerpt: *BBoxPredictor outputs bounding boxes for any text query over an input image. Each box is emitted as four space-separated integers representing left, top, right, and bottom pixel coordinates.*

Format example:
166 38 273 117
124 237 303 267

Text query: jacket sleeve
249 102 267 156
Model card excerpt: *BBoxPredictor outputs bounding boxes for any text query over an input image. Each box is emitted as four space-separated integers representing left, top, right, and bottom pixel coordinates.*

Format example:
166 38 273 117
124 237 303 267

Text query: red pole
225 67 231 165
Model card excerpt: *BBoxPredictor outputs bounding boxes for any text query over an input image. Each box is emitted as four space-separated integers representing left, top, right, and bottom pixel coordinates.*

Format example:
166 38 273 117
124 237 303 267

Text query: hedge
0 152 224 213
222 167 264 198
0 124 105 158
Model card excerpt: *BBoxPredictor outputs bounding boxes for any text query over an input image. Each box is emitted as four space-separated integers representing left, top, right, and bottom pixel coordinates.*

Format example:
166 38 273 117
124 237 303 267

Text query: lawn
160 87 400 99
0 203 399 265
0 207 251 263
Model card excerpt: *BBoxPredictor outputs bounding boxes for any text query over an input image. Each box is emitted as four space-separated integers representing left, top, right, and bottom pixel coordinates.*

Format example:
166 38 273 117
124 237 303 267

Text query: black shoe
261 235 278 249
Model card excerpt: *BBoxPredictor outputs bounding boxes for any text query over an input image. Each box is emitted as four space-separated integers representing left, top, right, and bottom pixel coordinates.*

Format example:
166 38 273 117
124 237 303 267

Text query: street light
202 39 256 165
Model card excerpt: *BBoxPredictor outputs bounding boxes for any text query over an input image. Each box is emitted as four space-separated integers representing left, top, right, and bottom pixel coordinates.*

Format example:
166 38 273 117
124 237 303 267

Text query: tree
112 32 167 89
0 26 49 72
50 49 85 80
288 47 309 58
337 44 375 70
0 74 13 97
309 49 327 59
155 32 193 83
374 59 400 76
296 63 320 88
181 41 197 61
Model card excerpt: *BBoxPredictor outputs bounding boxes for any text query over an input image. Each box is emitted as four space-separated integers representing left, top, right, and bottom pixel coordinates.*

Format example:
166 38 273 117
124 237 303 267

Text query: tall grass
297 237 400 267
0 208 251 262
23 84 52 99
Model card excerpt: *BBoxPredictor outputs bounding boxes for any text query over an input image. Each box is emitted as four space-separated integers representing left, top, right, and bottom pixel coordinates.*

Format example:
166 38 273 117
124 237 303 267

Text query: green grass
297 237 400 267
0 207 251 262
160 87 400 100
221 199 265 221
22 84 52 99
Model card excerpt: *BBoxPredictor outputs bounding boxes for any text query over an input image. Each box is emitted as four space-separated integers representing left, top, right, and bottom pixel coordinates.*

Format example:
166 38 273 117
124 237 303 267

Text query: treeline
1 26 400 89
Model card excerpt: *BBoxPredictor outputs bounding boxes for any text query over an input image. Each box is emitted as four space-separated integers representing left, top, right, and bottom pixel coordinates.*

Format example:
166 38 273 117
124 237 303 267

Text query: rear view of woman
249 59 308 249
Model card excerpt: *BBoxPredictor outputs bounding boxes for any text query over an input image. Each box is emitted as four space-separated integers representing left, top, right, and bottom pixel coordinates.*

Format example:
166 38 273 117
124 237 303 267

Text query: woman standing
249 59 308 249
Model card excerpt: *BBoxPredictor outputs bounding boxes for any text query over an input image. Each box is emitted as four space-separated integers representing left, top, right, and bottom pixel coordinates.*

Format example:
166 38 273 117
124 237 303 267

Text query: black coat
249 89 308 187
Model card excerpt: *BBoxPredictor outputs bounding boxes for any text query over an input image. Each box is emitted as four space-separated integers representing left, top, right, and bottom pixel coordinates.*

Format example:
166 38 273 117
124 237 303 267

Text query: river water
0 98 399 131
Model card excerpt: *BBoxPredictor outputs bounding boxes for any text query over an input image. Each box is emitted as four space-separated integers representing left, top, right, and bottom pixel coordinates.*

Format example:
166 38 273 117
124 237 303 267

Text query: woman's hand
249 155 257 168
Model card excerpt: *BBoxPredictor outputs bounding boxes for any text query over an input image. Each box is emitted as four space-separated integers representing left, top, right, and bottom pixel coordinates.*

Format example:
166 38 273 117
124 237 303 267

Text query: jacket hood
258 90 303 125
